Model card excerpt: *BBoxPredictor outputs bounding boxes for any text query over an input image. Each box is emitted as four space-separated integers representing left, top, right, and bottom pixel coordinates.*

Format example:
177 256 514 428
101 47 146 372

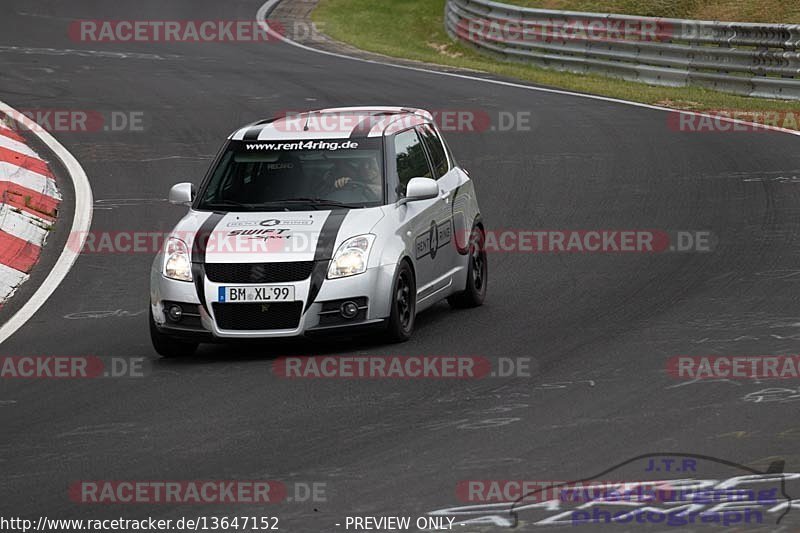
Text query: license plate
218 286 295 303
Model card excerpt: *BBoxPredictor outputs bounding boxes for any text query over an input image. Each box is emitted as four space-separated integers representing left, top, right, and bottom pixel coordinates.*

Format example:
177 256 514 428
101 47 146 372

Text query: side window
394 129 432 195
202 150 235 203
418 124 449 179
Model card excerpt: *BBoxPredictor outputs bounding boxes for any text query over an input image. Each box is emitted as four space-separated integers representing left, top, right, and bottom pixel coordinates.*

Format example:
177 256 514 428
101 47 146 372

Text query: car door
416 123 463 276
391 127 450 301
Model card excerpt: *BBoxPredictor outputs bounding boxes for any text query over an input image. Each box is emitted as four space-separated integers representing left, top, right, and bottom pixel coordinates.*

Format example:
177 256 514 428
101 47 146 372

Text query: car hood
171 208 385 264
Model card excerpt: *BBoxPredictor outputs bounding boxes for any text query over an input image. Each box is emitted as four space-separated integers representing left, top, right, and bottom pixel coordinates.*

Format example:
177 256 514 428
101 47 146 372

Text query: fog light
340 301 359 319
167 304 183 322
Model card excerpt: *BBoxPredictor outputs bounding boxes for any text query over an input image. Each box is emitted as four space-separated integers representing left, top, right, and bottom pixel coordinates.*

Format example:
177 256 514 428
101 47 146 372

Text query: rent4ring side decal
416 219 452 260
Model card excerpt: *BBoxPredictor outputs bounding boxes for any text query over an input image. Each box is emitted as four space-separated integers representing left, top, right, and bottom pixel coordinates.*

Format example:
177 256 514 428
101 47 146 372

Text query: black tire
386 260 416 342
149 308 198 358
448 225 487 309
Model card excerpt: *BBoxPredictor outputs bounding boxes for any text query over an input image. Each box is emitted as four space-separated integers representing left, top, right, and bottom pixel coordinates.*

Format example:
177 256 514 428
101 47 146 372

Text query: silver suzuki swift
149 106 487 357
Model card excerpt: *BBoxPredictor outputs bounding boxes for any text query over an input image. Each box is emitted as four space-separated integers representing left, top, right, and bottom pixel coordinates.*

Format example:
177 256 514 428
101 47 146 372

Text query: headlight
163 237 192 282
328 234 375 279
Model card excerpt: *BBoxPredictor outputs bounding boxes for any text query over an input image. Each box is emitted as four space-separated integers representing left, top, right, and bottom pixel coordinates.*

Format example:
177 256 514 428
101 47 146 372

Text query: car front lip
152 263 393 339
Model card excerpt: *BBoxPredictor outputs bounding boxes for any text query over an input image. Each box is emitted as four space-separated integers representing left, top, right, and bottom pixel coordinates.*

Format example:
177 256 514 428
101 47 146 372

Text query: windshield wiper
202 200 260 210
276 198 357 209
203 198 358 211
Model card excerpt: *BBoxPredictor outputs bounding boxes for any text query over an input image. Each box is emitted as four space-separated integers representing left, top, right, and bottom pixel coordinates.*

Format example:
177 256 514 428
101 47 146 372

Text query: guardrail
445 0 800 100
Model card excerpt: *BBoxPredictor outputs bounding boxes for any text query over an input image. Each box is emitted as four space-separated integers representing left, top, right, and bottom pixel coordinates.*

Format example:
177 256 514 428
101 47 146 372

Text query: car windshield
196 138 384 211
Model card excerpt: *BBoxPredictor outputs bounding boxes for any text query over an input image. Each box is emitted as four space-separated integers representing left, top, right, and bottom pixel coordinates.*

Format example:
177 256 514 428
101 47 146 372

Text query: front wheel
149 308 198 358
386 261 416 342
448 225 487 308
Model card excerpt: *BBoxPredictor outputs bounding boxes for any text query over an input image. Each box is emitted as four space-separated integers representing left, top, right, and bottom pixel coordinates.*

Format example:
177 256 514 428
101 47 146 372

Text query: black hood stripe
192 212 225 262
305 209 349 313
192 212 225 312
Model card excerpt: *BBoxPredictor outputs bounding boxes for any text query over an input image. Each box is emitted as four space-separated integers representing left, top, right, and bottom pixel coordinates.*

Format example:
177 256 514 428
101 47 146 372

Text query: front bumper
150 260 395 340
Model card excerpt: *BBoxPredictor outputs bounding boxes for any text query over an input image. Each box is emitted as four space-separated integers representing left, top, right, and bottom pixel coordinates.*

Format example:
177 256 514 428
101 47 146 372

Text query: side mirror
399 177 438 205
169 182 194 206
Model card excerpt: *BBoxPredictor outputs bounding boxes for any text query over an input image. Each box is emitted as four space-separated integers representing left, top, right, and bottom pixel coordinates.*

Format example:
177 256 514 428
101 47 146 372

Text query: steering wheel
341 179 381 202
317 161 361 196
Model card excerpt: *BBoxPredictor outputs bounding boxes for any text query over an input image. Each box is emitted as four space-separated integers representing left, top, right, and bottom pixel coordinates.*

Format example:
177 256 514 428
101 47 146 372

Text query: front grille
205 261 314 283
212 302 303 330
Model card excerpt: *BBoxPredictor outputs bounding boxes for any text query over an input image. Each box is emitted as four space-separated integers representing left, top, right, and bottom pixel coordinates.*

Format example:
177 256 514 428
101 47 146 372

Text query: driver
333 157 382 200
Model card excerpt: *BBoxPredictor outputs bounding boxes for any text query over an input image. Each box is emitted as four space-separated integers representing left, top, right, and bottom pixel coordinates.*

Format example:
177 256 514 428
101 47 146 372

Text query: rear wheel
149 308 197 358
448 225 487 308
386 261 416 342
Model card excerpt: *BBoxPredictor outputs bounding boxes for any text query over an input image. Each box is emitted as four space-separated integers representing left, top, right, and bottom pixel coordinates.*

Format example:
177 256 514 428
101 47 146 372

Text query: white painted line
0 134 39 157
0 263 28 303
0 44 180 61
0 162 61 200
0 100 93 346
256 0 800 138
0 204 50 244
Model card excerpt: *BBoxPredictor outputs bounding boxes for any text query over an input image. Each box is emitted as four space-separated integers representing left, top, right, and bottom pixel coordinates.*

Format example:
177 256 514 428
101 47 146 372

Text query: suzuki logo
250 264 267 282
261 304 270 312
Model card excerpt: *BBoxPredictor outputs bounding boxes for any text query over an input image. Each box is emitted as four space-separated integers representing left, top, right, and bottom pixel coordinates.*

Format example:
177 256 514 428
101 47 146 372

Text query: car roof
229 106 435 141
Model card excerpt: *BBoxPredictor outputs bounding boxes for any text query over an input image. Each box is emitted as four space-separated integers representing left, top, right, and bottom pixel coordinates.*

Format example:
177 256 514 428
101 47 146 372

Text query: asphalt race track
2 1 800 531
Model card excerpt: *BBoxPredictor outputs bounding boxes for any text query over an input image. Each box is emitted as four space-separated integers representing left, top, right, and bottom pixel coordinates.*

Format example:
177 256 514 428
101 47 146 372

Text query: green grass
312 0 800 122
504 0 800 23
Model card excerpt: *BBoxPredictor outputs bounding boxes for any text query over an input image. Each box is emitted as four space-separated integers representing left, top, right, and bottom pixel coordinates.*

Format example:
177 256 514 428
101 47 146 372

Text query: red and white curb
0 103 92 345
0 121 61 303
